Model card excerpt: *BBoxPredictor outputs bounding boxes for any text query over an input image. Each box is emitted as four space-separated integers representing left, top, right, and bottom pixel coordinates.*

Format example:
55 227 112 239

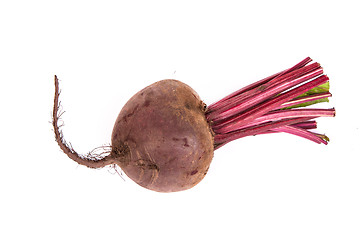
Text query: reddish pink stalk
207 62 322 120
214 117 313 147
208 57 313 110
272 126 329 144
277 92 332 109
212 75 329 133
292 120 317 130
257 121 318 134
218 108 335 132
206 57 335 148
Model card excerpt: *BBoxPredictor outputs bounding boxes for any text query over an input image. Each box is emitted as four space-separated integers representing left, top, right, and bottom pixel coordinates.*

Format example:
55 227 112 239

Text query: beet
111 80 214 192
53 57 335 192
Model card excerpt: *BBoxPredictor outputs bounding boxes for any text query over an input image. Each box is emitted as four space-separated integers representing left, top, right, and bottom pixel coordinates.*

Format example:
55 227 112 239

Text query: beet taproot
53 57 335 192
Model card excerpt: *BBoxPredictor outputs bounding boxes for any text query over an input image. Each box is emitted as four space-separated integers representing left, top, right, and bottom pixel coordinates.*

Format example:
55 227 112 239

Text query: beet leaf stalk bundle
53 57 335 192
207 57 335 149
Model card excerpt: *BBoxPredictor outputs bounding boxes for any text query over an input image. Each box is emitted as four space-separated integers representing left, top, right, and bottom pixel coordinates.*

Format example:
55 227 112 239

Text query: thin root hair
52 75 116 168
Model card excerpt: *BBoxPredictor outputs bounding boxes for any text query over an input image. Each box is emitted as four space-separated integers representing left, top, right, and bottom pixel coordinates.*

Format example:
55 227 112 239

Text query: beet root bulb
111 80 214 192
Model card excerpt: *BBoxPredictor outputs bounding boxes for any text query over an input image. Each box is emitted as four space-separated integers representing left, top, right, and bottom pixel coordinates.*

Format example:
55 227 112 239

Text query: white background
1 0 359 239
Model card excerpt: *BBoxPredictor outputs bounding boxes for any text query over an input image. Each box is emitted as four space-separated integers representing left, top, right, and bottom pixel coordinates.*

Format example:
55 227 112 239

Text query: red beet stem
207 58 335 148
272 126 329 144
207 57 313 111
207 65 323 122
292 120 317 130
277 92 332 109
215 108 335 133
214 117 313 148
212 75 329 133
254 120 318 135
